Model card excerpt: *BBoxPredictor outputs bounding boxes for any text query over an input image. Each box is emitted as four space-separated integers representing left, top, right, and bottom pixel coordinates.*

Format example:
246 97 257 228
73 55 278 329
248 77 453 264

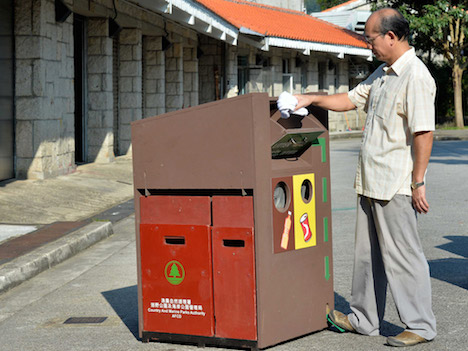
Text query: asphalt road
0 138 466 351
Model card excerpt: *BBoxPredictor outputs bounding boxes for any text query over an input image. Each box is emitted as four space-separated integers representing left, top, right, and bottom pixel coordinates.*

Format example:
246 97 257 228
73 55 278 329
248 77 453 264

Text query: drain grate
64 317 107 324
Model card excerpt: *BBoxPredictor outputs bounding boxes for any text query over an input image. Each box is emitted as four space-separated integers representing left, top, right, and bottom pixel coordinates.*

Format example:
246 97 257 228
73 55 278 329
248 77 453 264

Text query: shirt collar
383 47 415 76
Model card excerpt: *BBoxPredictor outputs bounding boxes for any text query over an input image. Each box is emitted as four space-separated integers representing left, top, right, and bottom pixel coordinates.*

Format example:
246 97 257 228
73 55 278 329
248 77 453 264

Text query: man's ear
387 30 397 44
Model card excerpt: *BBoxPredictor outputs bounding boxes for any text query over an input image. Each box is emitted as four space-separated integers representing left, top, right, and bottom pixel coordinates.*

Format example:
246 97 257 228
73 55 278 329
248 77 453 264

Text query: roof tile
196 0 367 48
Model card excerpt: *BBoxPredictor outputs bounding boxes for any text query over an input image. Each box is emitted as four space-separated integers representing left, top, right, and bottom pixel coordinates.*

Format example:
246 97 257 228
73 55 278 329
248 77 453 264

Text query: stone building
0 0 370 181
250 0 305 12
311 0 373 132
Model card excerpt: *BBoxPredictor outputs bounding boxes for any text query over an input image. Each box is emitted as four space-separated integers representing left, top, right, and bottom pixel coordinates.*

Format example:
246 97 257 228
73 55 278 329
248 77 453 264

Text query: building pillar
115 28 143 155
143 35 165 117
118 28 142 155
225 44 238 98
183 41 199 108
305 56 318 93
165 33 183 112
15 0 75 179
87 18 114 163
271 54 283 97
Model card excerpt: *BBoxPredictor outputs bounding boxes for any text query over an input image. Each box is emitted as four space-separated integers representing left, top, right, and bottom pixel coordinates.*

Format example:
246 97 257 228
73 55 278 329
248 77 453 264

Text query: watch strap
411 181 425 190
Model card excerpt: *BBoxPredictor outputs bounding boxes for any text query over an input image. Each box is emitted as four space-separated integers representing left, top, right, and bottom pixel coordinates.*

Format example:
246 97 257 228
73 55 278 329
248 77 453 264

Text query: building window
282 59 293 93
318 61 327 91
301 64 307 93
334 62 340 91
237 55 249 95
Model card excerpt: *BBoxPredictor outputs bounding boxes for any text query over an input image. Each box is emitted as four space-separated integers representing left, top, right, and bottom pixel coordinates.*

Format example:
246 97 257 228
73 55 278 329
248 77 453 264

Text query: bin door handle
165 236 186 245
223 239 245 247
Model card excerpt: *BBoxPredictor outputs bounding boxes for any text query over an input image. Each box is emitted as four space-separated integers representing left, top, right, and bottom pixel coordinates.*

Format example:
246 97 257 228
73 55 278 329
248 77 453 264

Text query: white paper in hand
277 91 309 119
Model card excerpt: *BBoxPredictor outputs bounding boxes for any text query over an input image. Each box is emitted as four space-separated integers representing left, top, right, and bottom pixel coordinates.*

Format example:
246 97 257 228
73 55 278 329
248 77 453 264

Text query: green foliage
304 0 321 12
316 0 349 11
369 1 468 126
428 62 455 124
370 1 468 60
410 2 468 61
429 61 468 124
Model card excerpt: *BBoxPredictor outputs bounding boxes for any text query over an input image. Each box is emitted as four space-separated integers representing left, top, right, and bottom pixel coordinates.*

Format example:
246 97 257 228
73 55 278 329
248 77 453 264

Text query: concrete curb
0 221 113 294
433 135 468 141
330 130 468 141
329 131 363 140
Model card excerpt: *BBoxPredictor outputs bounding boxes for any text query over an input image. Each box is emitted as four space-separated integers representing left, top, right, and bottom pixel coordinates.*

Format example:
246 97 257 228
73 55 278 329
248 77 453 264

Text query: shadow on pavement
429 235 468 290
334 292 404 337
101 287 410 340
102 285 140 339
435 235 468 258
431 141 468 165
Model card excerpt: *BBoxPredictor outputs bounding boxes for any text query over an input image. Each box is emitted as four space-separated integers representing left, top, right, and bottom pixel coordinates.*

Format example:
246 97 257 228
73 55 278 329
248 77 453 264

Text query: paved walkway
0 155 134 293
0 128 467 294
1 137 467 350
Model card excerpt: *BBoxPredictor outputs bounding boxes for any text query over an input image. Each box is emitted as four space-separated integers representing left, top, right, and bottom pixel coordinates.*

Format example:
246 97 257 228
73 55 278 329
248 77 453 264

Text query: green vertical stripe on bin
324 217 328 242
318 138 326 163
322 177 327 202
325 256 330 281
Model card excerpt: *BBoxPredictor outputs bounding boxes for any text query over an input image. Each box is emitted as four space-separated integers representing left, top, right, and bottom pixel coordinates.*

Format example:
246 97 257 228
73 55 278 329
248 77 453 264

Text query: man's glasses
365 33 385 45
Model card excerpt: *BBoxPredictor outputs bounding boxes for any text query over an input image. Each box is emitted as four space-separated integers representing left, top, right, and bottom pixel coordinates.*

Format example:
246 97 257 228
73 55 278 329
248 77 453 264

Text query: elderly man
293 8 437 347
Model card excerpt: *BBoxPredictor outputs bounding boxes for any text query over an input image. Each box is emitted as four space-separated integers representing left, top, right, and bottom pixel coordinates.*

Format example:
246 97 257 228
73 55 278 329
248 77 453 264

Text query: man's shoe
387 331 428 347
327 310 355 333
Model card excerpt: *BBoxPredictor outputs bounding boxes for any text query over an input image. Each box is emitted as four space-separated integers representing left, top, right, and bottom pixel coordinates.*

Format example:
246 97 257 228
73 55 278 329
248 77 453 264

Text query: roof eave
128 0 239 45
239 26 264 36
128 0 372 59
266 37 373 60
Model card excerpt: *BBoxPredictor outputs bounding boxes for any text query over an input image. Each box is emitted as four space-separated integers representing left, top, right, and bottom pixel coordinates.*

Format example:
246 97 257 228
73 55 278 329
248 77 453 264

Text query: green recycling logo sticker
164 260 185 285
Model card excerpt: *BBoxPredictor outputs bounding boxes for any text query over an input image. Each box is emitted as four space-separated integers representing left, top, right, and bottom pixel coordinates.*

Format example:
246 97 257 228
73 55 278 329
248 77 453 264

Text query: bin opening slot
223 239 245 247
271 128 323 159
165 237 186 245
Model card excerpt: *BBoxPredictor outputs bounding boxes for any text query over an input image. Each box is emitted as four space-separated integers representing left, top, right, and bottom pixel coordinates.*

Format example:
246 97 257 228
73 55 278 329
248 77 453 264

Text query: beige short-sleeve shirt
348 48 436 201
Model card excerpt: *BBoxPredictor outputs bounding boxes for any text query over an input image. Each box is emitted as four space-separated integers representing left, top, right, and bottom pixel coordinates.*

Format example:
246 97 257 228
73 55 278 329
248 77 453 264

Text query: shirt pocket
374 89 397 119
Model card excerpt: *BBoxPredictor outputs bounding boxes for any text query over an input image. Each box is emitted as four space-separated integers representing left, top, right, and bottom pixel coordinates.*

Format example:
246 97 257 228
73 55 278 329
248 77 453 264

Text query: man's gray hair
378 8 410 40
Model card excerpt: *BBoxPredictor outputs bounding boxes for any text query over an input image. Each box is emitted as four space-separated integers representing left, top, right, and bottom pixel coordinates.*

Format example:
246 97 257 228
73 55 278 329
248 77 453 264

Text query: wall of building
225 45 238 98
117 27 142 156
142 35 165 118
250 0 305 12
12 0 202 179
15 0 75 179
199 37 365 132
326 58 365 132
198 36 224 104
87 18 114 162
10 0 365 180
183 38 199 108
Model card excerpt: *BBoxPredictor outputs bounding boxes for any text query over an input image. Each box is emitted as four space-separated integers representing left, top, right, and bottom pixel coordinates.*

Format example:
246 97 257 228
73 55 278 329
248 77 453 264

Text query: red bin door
140 196 214 337
212 196 257 340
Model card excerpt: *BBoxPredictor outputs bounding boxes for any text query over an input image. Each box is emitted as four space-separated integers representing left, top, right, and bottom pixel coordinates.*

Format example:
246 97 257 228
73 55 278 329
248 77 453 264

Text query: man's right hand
293 92 356 112
294 94 315 111
412 185 429 214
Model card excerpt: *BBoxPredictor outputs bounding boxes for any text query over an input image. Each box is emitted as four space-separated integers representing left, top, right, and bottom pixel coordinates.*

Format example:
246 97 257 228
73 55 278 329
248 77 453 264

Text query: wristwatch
411 181 425 190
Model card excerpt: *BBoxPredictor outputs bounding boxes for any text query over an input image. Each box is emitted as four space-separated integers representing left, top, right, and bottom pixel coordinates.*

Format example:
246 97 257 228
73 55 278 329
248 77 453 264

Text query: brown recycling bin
131 93 334 350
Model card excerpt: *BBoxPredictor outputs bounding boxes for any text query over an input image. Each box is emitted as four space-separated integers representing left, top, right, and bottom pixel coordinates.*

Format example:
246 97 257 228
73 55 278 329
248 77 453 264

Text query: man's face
364 15 389 63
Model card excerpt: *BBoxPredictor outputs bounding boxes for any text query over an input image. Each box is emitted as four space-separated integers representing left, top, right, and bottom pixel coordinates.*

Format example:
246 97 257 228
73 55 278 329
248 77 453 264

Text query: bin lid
271 128 324 159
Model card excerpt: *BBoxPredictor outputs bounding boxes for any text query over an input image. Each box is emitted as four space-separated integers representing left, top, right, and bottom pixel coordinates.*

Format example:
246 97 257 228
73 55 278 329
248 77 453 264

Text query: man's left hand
412 185 429 214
